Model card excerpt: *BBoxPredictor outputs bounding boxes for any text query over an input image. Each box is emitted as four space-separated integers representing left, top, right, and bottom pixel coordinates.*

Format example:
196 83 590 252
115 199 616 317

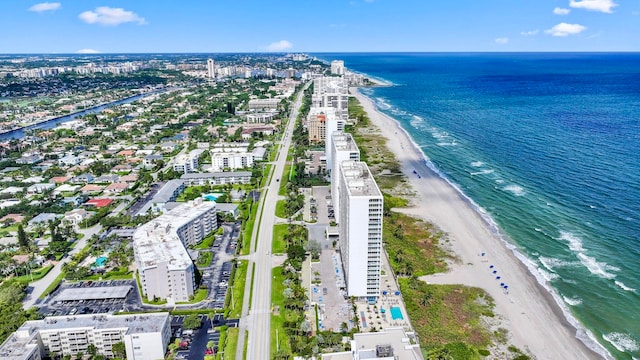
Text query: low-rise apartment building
0 313 171 360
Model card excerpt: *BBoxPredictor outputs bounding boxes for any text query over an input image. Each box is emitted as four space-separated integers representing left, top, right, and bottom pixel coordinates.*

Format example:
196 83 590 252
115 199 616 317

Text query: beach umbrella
492 270 497 274
395 291 400 296
481 252 486 256
490 265 494 268
496 276 501 280
500 283 504 286
383 291 387 295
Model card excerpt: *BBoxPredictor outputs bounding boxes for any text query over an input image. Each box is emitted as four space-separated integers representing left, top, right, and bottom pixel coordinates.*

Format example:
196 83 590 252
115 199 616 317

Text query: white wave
589 205 596 209
376 98 392 110
471 161 484 167
431 130 448 139
538 268 559 281
562 295 583 306
577 253 619 280
437 141 457 147
603 333 639 353
615 280 636 292
412 115 423 122
539 256 578 270
502 184 526 196
495 179 505 184
558 231 585 252
470 169 495 176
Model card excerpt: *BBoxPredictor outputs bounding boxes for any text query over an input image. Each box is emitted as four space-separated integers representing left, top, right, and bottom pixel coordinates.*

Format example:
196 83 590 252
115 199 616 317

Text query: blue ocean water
317 53 640 359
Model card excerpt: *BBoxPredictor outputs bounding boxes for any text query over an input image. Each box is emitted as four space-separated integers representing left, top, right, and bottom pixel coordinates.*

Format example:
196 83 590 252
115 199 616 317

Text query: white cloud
494 37 509 44
28 2 61 12
77 49 100 54
520 29 539 36
569 0 618 13
79 6 146 26
553 7 571 15
265 40 293 51
545 22 587 37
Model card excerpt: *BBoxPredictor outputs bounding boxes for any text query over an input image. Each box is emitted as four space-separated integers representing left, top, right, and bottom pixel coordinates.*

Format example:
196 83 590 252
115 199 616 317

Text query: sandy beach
351 88 604 359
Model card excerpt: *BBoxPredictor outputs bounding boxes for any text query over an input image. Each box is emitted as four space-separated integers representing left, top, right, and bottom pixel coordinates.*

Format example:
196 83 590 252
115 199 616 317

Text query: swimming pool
390 306 404 320
95 256 107 267
202 193 223 201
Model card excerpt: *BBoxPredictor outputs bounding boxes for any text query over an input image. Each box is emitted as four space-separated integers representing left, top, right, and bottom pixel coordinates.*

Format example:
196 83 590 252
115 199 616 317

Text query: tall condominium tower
338 161 383 298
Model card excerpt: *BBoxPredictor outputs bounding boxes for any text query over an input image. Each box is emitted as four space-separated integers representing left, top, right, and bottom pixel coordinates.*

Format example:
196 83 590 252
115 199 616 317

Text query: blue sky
1 0 638 53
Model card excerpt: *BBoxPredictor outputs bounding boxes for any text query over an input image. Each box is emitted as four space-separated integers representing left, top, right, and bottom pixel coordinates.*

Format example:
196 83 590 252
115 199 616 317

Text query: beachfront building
0 313 171 360
308 107 343 144
330 60 345 76
330 132 360 221
172 149 204 174
133 199 217 302
136 179 185 215
324 113 346 171
338 161 383 298
210 152 254 171
321 327 423 360
313 77 349 121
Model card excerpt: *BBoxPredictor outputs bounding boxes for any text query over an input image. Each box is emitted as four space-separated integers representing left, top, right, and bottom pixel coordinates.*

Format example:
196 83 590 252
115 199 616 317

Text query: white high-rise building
133 199 217 302
313 77 349 121
324 111 346 171
338 161 383 298
207 58 215 79
0 313 171 360
331 60 345 75
330 132 360 221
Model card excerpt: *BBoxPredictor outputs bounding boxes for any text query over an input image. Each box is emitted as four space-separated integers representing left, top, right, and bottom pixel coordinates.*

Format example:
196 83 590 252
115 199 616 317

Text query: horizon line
1 51 640 56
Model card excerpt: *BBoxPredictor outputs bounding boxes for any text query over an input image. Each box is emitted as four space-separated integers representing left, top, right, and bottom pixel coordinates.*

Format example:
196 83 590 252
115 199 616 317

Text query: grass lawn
260 164 273 188
270 266 292 357
197 252 213 267
228 260 248 318
223 327 239 360
399 277 494 358
241 199 259 256
176 288 208 304
40 272 65 299
272 224 288 254
194 233 215 249
278 164 291 196
275 199 287 218
14 264 53 284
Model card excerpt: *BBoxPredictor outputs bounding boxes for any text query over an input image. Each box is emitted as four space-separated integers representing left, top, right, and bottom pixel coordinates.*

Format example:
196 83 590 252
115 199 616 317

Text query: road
237 83 309 360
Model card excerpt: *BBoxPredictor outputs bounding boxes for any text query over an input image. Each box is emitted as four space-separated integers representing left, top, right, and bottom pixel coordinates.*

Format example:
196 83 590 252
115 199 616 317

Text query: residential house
63 209 89 227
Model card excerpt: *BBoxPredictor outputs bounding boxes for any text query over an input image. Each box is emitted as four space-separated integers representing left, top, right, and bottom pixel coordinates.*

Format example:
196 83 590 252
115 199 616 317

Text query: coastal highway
238 82 309 359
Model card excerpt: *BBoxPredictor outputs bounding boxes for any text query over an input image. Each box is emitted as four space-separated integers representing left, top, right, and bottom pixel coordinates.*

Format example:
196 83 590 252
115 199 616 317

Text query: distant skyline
2 0 639 53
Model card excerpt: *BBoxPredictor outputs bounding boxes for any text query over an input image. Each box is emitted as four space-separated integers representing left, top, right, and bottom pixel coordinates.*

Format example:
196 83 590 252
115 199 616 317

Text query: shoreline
351 86 607 359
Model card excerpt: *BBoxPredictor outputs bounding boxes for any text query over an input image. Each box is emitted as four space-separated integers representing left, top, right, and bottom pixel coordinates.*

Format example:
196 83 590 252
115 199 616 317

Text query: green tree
112 342 126 359
183 314 202 329
17 224 29 248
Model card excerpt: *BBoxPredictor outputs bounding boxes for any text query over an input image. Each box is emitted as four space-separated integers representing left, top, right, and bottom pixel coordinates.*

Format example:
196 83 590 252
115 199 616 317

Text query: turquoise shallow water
316 53 640 359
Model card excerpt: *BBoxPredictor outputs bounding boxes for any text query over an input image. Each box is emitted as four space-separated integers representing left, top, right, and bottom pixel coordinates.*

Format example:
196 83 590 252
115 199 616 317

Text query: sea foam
562 295 583 306
577 253 619 280
615 280 636 293
502 184 526 196
603 333 639 353
471 161 484 167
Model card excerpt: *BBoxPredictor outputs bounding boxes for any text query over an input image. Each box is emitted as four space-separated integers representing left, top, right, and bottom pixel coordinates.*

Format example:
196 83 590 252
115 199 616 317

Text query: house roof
85 198 113 208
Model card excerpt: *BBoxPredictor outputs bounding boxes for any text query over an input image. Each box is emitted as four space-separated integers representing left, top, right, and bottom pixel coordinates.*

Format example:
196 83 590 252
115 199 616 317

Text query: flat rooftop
340 161 382 198
54 286 132 302
332 132 359 152
23 312 170 334
133 200 216 271
322 328 423 360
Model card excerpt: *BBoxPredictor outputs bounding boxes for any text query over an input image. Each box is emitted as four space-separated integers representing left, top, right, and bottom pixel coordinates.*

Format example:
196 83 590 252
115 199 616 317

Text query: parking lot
200 222 240 309
170 314 237 360
38 279 142 317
